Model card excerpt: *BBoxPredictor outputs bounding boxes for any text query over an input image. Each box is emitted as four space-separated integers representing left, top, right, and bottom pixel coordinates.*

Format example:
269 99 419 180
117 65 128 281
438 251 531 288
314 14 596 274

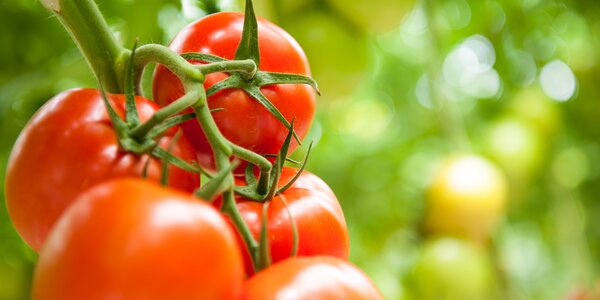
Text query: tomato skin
5 88 199 251
229 167 349 275
32 179 243 300
152 12 315 169
242 256 383 300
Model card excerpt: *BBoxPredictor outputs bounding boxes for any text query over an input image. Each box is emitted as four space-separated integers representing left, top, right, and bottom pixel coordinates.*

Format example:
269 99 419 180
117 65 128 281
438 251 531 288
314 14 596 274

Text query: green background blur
1 0 600 299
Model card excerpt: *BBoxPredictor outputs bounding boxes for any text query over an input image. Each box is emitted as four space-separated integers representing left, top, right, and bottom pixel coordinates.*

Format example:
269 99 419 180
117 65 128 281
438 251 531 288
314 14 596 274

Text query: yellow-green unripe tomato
425 155 508 241
410 238 497 300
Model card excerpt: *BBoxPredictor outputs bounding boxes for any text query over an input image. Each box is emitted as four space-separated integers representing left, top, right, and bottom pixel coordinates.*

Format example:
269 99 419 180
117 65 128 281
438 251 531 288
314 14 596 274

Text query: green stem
192 88 259 269
196 59 257 76
230 143 272 195
42 0 128 93
134 44 204 84
130 90 200 139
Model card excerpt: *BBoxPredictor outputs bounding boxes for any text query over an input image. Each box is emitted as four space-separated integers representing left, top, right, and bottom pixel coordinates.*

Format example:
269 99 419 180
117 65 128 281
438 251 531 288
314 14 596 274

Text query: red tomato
226 167 349 275
32 179 243 300
152 12 315 170
242 256 383 300
5 88 199 252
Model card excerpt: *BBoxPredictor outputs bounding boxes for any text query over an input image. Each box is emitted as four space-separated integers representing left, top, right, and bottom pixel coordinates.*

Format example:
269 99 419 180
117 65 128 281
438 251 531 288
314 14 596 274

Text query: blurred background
1 0 600 299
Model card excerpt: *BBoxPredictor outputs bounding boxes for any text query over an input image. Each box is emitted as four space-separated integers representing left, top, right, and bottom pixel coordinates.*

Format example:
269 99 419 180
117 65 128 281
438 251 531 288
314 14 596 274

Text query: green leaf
181 52 226 63
125 41 140 127
234 0 260 64
243 85 300 143
265 120 295 201
255 71 320 95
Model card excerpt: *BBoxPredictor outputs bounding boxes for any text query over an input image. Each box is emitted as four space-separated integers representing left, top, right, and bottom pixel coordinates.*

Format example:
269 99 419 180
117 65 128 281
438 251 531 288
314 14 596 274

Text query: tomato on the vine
153 12 315 169
5 88 199 251
32 179 243 300
226 167 349 275
242 256 383 300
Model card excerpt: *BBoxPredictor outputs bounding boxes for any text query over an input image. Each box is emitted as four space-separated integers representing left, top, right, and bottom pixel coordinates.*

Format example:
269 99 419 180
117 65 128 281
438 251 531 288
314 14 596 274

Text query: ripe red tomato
32 179 243 300
242 256 383 300
5 88 199 252
152 12 315 169
229 167 349 275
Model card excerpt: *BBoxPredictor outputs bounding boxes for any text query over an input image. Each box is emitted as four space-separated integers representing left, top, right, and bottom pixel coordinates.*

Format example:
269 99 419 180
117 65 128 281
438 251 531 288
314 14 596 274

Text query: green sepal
159 130 182 186
181 52 226 63
244 85 300 144
151 147 203 174
245 162 258 186
141 156 151 179
233 185 264 201
194 161 238 200
120 137 157 155
265 119 295 201
256 201 271 272
278 194 299 257
255 72 320 95
125 41 141 127
99 88 128 139
234 0 260 64
207 75 243 96
263 154 301 165
147 113 196 139
277 141 313 194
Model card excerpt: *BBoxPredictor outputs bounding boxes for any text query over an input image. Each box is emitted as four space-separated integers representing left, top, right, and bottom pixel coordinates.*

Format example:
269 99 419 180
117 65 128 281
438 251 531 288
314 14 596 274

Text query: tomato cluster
4 2 382 299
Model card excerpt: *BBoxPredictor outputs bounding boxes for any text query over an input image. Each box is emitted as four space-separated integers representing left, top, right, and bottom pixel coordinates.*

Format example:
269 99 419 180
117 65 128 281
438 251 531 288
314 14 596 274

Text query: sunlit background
1 0 600 299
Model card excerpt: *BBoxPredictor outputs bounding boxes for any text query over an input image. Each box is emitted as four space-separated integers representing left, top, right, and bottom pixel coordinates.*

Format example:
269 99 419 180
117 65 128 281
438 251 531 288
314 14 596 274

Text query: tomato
409 238 497 300
326 0 415 34
242 256 383 300
228 167 348 275
425 155 508 241
32 179 243 300
5 88 199 252
282 10 369 100
153 12 315 170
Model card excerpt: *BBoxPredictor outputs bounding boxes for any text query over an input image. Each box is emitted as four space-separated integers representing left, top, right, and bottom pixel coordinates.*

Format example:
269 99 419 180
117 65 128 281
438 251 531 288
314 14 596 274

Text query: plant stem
135 44 204 83
192 88 260 270
196 59 257 76
230 143 272 195
42 0 128 93
130 90 200 140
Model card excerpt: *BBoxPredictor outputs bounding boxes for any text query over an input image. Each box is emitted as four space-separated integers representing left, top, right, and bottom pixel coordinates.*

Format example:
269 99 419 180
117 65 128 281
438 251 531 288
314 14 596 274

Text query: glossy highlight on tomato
5 88 199 251
242 256 383 300
32 179 243 300
231 167 349 275
153 12 315 169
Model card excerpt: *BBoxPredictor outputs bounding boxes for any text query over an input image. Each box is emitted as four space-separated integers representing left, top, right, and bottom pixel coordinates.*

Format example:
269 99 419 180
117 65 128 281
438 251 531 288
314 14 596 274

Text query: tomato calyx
98 44 204 181
179 0 320 145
